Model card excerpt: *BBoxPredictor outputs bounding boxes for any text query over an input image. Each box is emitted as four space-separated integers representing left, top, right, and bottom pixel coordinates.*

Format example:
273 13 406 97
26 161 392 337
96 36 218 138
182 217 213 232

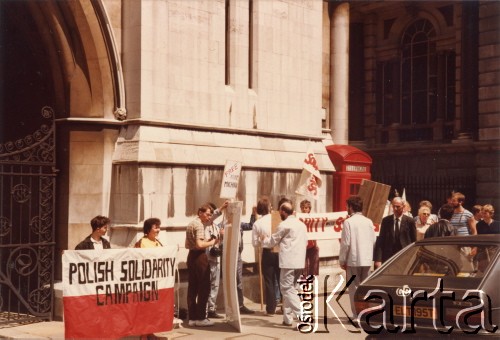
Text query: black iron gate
372 174 476 213
0 107 56 325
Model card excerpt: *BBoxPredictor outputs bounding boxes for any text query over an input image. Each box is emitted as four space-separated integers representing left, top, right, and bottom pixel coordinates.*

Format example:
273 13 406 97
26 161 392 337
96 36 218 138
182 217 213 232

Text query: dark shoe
239 305 255 314
207 310 224 319
265 311 275 316
349 316 360 328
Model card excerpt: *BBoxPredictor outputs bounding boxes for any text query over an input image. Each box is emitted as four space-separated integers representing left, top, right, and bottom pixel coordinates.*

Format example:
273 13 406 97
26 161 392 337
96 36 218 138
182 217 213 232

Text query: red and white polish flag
63 247 177 339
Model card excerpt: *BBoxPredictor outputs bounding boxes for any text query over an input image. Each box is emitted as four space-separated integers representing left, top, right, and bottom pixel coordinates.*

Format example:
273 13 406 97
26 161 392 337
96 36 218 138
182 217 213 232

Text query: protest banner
295 148 322 200
220 160 242 199
62 247 177 338
296 211 381 237
222 201 243 332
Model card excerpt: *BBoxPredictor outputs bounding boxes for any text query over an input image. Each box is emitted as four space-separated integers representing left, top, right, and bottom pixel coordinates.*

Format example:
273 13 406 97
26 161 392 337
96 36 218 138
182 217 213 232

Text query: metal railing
372 174 476 214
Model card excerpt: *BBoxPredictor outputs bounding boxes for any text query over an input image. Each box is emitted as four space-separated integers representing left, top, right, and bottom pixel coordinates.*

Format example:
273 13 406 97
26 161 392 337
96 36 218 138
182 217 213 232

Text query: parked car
354 235 499 336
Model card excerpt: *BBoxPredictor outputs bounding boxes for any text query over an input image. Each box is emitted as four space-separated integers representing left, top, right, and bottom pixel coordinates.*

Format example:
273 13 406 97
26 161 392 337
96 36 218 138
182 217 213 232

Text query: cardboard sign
220 160 242 199
222 201 243 332
62 247 177 338
358 179 391 225
270 211 282 253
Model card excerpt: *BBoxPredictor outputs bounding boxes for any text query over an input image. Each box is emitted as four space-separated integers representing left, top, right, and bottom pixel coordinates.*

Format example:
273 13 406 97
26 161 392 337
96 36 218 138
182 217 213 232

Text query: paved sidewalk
0 297 366 340
0 266 356 339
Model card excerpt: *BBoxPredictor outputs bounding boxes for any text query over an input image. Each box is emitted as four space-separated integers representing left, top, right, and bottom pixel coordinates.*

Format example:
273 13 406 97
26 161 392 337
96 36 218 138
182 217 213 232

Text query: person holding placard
185 204 219 327
300 199 319 277
134 218 163 340
205 202 226 319
135 218 162 248
260 201 308 327
252 196 280 316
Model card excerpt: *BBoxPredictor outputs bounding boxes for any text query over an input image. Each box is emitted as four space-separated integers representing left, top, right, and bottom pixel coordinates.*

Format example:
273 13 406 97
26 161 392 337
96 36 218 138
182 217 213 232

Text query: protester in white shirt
339 196 376 319
260 201 307 327
251 196 280 315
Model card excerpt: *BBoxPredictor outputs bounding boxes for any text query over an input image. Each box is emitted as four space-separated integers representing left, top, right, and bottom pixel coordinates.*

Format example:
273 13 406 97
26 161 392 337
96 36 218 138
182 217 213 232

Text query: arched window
376 18 455 143
401 19 436 126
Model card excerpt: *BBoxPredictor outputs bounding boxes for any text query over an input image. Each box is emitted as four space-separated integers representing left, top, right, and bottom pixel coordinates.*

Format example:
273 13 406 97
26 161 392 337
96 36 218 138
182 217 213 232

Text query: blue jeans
207 259 220 312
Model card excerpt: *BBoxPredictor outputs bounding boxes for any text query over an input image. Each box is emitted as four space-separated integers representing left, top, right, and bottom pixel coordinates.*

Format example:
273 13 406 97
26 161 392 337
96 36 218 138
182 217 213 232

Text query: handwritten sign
220 160 242 199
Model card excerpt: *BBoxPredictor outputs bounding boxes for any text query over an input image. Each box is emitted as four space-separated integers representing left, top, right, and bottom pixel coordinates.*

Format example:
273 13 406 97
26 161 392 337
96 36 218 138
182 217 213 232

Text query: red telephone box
326 144 372 212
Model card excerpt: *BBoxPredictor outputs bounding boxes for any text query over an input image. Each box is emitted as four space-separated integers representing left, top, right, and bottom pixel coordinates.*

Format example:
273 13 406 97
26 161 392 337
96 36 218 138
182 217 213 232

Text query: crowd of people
74 190 499 333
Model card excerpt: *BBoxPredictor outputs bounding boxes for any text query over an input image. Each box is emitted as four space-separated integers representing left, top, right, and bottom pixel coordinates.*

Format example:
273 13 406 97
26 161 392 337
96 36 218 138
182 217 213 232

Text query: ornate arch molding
27 0 125 120
387 6 449 46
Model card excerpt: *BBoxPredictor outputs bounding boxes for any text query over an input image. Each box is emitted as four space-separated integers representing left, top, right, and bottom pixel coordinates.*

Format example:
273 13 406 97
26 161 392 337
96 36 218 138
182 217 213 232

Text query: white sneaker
195 319 215 327
173 318 183 329
188 320 196 326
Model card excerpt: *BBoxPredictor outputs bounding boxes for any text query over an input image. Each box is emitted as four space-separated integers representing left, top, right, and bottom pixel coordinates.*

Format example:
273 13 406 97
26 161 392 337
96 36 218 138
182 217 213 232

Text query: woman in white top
415 206 434 241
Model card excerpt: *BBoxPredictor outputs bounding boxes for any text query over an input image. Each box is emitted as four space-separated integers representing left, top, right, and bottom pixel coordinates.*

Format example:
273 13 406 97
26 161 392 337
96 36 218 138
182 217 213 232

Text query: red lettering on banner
300 218 328 233
334 216 345 232
300 216 378 236
307 176 318 196
305 153 319 171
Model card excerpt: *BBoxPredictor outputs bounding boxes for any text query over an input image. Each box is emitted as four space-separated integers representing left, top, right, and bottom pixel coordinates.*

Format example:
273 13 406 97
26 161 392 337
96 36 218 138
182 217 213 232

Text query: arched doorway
0 0 122 323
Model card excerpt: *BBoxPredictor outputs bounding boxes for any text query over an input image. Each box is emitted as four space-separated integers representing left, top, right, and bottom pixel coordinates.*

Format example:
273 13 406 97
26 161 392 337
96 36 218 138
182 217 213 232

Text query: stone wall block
479 71 500 86
478 99 500 114
478 85 500 100
479 127 500 141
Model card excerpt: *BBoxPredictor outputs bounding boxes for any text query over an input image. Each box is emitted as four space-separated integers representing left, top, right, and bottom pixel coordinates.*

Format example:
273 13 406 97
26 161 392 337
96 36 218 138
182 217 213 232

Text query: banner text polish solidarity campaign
63 247 178 339
68 257 176 305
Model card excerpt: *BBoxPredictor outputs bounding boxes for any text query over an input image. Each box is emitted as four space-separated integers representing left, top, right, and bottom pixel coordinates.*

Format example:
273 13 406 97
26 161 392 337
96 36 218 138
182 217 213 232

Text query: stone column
364 13 377 145
329 2 349 145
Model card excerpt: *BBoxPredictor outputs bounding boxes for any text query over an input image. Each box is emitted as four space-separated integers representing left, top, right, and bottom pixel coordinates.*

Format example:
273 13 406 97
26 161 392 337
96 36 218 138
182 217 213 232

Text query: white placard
220 160 242 199
222 201 243 332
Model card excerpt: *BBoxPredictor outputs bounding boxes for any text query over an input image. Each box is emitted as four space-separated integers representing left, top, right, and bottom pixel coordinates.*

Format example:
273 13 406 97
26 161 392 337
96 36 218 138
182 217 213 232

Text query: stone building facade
347 1 499 211
0 0 498 280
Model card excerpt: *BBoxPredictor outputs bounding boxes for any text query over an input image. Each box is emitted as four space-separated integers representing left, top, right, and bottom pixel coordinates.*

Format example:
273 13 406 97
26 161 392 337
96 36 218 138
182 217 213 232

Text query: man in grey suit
374 197 416 269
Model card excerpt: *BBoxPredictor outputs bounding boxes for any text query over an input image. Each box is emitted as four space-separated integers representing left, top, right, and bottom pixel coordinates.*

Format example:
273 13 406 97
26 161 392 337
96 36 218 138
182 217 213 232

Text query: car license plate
393 305 435 319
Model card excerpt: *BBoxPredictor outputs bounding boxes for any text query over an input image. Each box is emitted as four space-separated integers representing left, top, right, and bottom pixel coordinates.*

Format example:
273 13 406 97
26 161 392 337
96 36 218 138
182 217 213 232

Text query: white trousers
280 268 302 325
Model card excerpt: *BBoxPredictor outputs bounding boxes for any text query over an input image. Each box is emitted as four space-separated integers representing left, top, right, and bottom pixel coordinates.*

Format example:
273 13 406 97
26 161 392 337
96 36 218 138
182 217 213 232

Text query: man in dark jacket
374 197 416 268
424 204 457 238
75 215 111 250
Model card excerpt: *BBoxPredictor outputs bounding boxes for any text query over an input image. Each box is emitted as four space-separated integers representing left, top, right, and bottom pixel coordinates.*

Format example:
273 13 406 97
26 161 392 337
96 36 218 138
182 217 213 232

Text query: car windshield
382 244 498 278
